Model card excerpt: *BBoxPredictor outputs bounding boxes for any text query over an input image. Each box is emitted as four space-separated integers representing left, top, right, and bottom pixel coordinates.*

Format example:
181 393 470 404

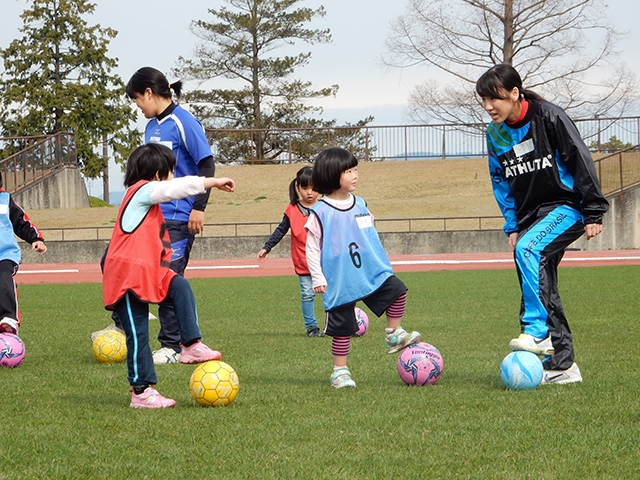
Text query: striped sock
331 336 351 357
386 292 407 319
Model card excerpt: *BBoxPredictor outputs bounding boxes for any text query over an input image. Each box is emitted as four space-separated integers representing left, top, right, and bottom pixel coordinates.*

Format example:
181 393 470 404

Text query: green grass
2 266 639 479
88 196 111 208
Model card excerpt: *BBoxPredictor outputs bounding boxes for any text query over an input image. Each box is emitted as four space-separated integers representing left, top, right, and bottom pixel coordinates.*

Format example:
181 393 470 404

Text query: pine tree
0 0 140 178
175 0 370 163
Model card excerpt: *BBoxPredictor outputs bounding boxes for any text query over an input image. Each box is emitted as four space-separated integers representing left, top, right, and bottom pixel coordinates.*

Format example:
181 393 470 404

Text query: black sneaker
306 326 324 337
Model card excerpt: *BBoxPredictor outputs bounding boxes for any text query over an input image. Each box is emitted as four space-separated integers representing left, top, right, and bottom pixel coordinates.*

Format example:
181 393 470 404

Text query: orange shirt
103 180 176 309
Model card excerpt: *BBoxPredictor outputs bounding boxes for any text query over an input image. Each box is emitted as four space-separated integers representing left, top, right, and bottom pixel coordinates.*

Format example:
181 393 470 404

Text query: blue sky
2 0 640 195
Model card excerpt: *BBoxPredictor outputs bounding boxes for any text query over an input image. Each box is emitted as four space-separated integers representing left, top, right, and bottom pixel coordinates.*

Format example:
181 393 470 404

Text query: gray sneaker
330 368 356 388
152 347 181 364
541 363 582 385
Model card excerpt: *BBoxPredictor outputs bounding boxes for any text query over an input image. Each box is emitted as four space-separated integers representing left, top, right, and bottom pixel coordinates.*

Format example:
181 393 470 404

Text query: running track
15 250 640 285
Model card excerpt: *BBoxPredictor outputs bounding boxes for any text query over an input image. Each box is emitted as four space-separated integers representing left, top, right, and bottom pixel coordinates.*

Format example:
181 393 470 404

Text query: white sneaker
330 367 356 388
385 327 421 354
0 317 19 335
541 363 582 385
90 323 124 343
152 347 181 364
508 333 554 356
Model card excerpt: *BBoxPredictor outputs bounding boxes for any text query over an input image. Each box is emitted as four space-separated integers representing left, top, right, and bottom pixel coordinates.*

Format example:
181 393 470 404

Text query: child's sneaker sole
387 331 421 354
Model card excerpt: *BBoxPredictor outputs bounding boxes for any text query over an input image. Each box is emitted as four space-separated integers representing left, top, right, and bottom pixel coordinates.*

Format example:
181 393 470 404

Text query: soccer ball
92 331 127 363
500 351 543 390
0 333 25 368
190 360 239 407
397 342 444 385
354 307 369 337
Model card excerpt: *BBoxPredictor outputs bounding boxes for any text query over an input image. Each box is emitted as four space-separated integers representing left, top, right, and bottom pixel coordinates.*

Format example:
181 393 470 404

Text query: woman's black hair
288 166 313 204
475 64 545 102
311 147 358 195
125 67 183 100
124 143 176 187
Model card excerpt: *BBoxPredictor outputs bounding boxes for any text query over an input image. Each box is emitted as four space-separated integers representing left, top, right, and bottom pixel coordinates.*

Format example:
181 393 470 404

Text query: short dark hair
288 166 313 204
124 143 176 187
126 66 183 100
475 64 545 102
311 148 358 195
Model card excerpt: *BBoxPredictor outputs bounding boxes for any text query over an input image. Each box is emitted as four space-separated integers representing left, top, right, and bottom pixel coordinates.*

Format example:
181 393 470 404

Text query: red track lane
14 250 640 285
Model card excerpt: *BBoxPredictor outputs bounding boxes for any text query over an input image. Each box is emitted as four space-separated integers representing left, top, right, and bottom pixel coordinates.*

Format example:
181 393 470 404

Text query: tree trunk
503 0 514 64
102 135 109 203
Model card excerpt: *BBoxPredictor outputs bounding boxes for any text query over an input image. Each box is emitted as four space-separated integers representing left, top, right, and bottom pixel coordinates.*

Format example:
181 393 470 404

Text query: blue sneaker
386 327 421 354
330 368 356 388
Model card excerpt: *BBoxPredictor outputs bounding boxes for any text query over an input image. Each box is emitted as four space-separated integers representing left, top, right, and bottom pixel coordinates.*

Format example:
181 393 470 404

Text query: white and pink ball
0 333 25 368
397 342 443 385
354 307 369 337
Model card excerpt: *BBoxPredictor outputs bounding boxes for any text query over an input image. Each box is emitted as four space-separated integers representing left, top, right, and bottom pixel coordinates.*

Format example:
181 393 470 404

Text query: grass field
2 266 639 479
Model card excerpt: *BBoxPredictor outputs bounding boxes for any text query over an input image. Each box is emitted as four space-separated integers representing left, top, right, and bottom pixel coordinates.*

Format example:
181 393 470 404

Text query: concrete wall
13 167 90 210
11 229 545 265
18 186 640 265
570 187 640 251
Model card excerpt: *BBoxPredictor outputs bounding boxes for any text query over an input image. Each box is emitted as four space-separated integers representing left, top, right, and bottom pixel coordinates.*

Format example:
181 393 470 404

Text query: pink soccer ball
354 307 369 337
0 333 25 368
397 342 443 386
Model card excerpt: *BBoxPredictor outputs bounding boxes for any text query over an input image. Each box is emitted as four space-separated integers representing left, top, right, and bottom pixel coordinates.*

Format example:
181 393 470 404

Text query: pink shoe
0 318 19 335
129 387 176 409
179 341 222 364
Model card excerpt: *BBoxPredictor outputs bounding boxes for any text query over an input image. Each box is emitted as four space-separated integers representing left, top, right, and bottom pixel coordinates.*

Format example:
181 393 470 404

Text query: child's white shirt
121 176 206 232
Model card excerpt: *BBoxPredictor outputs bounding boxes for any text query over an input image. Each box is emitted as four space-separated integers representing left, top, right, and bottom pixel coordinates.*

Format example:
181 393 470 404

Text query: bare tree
383 0 638 124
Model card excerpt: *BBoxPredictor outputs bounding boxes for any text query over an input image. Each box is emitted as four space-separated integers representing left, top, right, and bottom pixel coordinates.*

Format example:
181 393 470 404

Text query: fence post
404 126 408 161
365 127 370 161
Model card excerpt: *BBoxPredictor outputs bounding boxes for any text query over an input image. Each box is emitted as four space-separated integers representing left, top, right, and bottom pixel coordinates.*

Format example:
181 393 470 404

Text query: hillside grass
27 158 501 229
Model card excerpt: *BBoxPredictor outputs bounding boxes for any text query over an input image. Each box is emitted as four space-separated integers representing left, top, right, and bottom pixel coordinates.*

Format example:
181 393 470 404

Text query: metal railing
593 144 640 196
206 116 640 164
0 132 77 193
36 215 506 242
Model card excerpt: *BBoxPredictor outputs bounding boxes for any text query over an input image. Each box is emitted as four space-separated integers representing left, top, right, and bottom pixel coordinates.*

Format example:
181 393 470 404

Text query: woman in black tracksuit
476 64 609 385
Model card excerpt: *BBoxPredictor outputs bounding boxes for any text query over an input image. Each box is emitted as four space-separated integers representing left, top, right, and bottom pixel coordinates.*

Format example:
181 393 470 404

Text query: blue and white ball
500 351 543 390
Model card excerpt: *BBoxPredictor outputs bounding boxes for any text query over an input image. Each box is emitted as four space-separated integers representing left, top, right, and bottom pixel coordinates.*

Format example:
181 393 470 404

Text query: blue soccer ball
500 351 543 390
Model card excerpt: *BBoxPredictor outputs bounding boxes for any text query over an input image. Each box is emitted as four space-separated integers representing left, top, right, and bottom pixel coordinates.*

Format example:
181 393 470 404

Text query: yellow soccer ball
92 331 127 363
189 360 239 407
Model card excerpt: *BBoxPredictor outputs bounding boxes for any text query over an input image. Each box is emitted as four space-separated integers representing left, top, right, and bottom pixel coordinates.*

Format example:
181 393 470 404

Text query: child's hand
257 249 268 261
215 178 235 192
32 241 47 253
313 285 326 294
